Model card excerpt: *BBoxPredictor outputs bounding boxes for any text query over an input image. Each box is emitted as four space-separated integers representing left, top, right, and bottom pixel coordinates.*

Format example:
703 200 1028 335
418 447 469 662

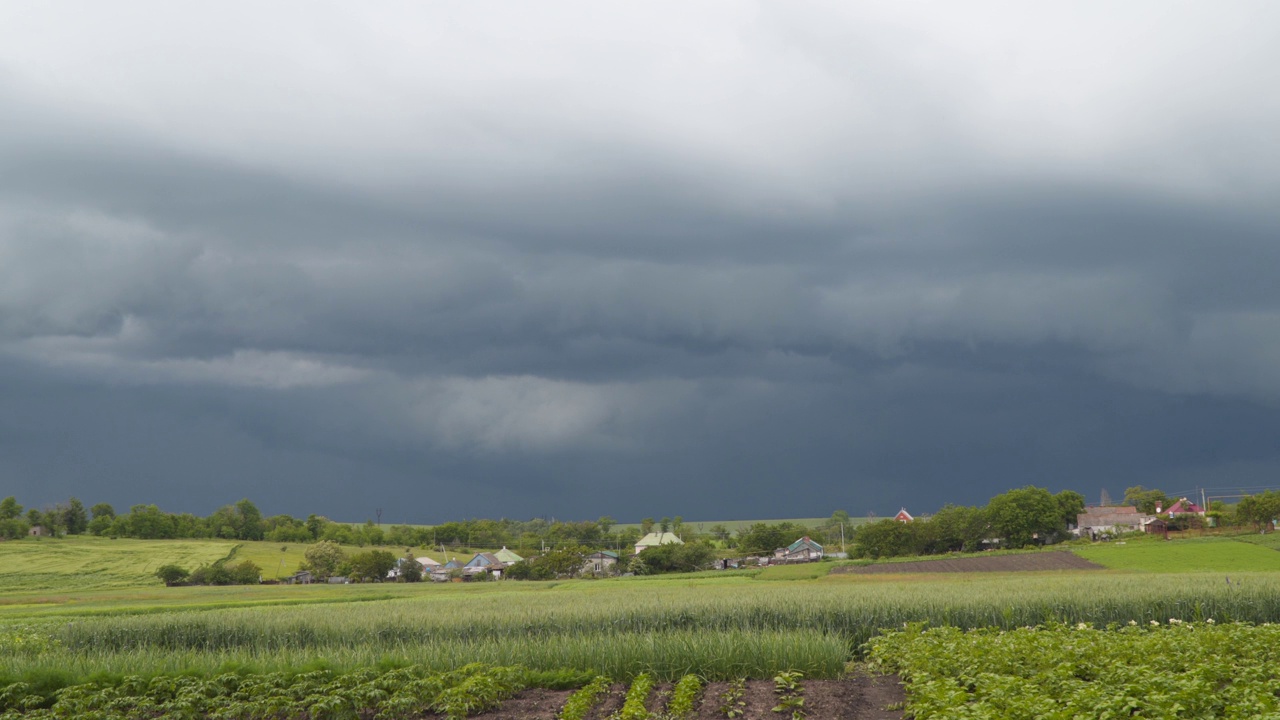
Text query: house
493 547 524 564
463 552 506 578
1075 506 1155 537
28 525 49 537
285 570 313 585
774 536 824 563
894 508 914 523
635 532 683 554
415 556 442 571
581 550 620 576
1164 498 1205 517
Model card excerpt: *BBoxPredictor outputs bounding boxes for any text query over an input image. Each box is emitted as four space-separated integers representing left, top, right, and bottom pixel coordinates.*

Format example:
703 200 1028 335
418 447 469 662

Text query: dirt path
833 550 1103 574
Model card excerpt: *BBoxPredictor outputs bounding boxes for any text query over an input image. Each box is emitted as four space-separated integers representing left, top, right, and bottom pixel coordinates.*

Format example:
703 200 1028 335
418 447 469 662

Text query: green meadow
0 537 237 592
1074 535 1280 572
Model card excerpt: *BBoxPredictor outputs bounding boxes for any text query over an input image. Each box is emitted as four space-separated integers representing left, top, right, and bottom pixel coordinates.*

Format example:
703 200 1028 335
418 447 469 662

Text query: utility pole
840 523 845 553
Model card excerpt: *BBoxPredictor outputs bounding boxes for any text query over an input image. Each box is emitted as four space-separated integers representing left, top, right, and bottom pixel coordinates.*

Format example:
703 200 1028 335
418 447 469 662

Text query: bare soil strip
835 550 1104 574
423 676 904 719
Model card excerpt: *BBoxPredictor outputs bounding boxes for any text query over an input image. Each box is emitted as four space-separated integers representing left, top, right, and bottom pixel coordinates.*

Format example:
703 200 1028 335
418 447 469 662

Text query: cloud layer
2 2 1279 521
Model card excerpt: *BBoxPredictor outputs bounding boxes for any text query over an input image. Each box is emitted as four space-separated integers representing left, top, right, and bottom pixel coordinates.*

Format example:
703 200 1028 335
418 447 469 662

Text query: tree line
0 495 859 556
851 487 1086 559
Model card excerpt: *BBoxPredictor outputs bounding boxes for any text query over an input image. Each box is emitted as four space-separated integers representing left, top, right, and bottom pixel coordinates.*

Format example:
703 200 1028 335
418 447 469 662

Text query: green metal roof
494 547 524 563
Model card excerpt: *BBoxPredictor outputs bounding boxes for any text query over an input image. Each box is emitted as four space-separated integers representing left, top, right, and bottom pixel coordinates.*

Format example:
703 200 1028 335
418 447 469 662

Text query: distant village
286 531 831 584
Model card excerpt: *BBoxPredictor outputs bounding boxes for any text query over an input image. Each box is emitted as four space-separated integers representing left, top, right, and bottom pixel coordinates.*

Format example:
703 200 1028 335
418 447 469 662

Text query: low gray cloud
2 2 1279 521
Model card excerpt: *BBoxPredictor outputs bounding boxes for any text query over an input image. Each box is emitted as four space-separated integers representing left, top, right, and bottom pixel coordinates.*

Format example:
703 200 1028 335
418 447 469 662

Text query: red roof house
1165 498 1204 517
894 508 914 523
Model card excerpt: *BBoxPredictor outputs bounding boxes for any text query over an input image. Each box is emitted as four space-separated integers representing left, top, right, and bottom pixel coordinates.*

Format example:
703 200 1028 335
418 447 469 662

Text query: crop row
0 663 526 720
0 667 721 720
869 621 1280 719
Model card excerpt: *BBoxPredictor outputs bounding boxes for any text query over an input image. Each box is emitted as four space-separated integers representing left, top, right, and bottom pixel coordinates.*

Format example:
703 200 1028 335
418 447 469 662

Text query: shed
894 508 914 523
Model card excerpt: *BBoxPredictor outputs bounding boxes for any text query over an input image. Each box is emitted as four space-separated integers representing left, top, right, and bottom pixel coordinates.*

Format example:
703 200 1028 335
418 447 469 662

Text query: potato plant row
0 662 524 720
869 621 1280 719
0 667 719 720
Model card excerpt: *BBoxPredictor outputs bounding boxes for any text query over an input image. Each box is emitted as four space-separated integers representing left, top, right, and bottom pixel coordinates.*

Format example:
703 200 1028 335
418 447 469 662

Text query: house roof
586 550 619 559
494 547 524 564
787 536 823 553
636 532 683 547
415 556 442 567
894 508 914 522
1166 498 1204 514
465 552 504 568
442 559 462 569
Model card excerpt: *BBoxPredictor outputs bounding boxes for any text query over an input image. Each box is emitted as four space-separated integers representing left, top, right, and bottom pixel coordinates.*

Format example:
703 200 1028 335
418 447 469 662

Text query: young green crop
665 674 703 719
559 675 611 720
614 672 654 720
771 671 804 719
718 679 746 719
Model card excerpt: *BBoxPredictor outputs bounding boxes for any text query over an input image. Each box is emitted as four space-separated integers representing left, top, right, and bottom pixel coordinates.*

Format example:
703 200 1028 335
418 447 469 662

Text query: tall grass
2 630 843 683
10 572 1280 684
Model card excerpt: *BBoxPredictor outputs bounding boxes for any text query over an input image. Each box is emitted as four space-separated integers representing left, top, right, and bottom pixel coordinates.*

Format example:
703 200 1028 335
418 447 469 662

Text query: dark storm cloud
2 2 1280 520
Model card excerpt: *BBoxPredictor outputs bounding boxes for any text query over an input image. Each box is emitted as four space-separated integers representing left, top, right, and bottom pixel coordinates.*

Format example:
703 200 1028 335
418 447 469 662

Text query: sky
2 2 1279 523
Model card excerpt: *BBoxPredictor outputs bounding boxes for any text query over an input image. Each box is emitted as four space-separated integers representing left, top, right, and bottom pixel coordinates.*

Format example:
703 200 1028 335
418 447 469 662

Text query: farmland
4 534 1280 717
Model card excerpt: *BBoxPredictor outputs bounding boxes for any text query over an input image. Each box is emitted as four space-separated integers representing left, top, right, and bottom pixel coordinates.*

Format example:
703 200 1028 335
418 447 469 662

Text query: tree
671 516 684 537
0 497 22 520
851 519 920 559
709 524 731 542
986 486 1064 548
347 550 397 582
155 564 190 586
925 504 989 554
88 503 116 536
635 541 714 574
303 540 346 580
659 517 671 533
399 555 423 583
737 522 808 555
640 518 655 535
0 517 30 540
1124 486 1172 515
227 560 262 585
1237 491 1280 533
597 516 616 536
1055 490 1087 529
49 498 88 535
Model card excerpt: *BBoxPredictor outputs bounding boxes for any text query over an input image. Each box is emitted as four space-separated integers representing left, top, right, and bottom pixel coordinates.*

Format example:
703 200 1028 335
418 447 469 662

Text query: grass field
0 537 238 592
1073 536 1280 572
227 541 448 581
1231 531 1280 550
0 536 455 593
